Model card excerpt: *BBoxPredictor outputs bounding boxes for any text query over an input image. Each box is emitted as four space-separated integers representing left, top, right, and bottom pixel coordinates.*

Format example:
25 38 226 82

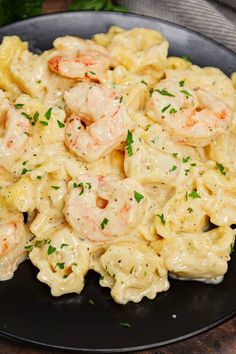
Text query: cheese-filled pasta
0 26 236 304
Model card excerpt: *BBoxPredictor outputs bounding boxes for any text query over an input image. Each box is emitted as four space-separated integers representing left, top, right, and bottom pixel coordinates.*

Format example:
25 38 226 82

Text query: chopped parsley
22 160 28 165
61 243 69 249
157 213 166 225
155 88 175 97
119 321 131 329
119 96 123 103
187 207 193 213
216 162 226 176
170 108 177 114
179 80 185 87
140 80 147 85
36 176 42 180
172 153 178 158
185 169 190 176
21 112 32 121
183 156 191 163
78 183 85 195
188 190 201 199
21 168 32 175
39 121 48 126
134 191 144 203
33 111 39 123
125 130 134 157
130 266 135 274
34 240 42 248
24 245 33 251
161 104 171 113
51 186 60 190
47 245 56 255
180 89 192 98
89 299 95 306
101 218 109 230
14 103 24 109
45 107 52 120
170 165 177 172
56 262 65 269
57 120 65 128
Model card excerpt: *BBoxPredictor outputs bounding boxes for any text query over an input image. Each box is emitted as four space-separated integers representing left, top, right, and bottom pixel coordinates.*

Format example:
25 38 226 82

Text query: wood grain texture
0 1 236 353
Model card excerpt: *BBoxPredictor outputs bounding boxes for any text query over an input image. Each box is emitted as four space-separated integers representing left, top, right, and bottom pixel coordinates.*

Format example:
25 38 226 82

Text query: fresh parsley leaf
0 0 43 26
188 190 201 199
155 89 175 97
161 104 171 113
45 107 52 120
21 112 32 121
68 0 127 12
180 89 192 98
57 120 65 128
119 321 131 328
33 111 39 123
14 103 24 109
169 165 177 172
56 262 65 269
51 186 60 190
101 218 109 230
134 191 144 203
125 130 134 157
183 156 191 163
21 168 32 175
140 80 147 85
40 121 48 126
157 213 166 225
47 245 56 255
216 162 226 176
61 243 69 249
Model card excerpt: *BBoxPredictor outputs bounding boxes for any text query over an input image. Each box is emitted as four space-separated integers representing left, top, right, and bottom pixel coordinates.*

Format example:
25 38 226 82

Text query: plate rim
0 10 235 57
0 10 236 352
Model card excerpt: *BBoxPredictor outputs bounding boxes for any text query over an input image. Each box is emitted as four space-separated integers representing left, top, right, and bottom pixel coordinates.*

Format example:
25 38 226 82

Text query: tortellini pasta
0 26 236 304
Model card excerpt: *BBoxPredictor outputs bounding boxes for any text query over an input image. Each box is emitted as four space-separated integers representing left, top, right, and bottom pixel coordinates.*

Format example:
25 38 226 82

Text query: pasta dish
0 26 236 304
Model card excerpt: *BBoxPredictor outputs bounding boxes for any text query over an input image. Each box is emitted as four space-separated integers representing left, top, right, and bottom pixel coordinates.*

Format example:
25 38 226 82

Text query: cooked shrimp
0 107 31 168
64 175 146 243
146 79 231 147
0 216 28 280
0 221 19 257
64 82 130 162
48 37 110 82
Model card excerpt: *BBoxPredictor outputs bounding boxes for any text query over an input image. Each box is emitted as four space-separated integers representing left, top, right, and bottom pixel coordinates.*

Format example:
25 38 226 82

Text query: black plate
0 12 236 352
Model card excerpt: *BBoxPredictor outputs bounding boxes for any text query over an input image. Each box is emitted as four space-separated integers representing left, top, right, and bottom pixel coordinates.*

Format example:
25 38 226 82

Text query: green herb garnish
57 120 65 128
157 213 166 225
125 130 134 157
134 191 144 203
216 162 226 176
101 218 109 230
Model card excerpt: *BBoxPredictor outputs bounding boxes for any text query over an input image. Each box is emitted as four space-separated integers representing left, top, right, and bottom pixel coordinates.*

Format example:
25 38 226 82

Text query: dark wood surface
0 1 236 353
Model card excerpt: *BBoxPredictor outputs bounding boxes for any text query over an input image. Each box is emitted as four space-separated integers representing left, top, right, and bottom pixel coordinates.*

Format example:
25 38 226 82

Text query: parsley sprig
68 0 127 12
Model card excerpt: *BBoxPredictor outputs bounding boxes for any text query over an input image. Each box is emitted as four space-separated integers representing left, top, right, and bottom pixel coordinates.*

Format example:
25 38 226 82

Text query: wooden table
0 1 236 353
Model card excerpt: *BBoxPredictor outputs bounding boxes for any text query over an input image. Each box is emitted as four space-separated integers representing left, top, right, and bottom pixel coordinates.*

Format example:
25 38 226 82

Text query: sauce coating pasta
0 27 235 304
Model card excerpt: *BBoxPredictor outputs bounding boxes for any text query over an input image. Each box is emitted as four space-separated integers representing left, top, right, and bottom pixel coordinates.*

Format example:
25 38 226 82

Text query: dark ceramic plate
0 12 236 353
